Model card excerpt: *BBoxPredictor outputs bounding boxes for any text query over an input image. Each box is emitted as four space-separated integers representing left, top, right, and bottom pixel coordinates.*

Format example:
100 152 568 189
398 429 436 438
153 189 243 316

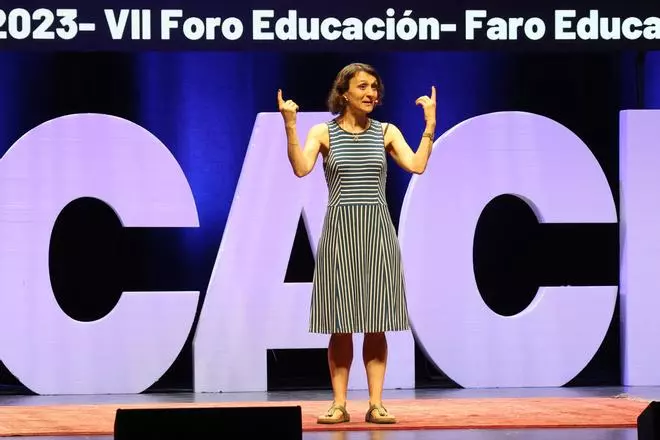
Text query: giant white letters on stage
0 114 200 394
398 112 618 387
193 112 415 392
0 109 656 394
619 110 660 387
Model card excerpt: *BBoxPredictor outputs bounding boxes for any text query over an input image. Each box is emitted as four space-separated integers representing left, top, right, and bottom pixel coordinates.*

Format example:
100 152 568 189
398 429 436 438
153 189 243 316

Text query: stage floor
0 386 657 439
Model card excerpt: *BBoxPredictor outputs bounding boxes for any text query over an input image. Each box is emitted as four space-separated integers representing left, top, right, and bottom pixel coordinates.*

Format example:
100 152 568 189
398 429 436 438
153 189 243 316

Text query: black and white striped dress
309 118 410 334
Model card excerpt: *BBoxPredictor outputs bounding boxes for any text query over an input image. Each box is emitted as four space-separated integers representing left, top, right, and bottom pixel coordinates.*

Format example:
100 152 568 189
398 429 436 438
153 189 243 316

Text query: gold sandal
317 402 350 424
365 403 396 424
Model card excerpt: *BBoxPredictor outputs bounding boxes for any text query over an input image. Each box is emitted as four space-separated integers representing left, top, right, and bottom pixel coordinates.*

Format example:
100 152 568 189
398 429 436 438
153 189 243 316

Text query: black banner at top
0 0 659 51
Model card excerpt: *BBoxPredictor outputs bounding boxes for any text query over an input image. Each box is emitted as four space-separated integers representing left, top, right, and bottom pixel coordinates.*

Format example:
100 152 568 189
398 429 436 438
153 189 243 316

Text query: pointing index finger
431 85 436 101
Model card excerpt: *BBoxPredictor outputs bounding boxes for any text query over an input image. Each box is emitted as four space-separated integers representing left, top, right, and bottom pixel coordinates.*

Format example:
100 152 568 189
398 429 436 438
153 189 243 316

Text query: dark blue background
2 0 660 50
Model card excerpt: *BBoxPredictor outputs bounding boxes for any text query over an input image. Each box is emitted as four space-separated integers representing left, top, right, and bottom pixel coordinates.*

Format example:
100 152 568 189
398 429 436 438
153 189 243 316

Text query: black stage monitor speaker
638 401 660 440
114 405 303 440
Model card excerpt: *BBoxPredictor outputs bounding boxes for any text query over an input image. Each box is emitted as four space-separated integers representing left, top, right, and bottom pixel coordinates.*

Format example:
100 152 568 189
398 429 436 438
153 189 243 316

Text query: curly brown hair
326 63 384 115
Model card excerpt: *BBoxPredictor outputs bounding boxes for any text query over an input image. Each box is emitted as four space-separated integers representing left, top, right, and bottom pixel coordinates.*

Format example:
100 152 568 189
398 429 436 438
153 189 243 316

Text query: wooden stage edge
0 395 650 435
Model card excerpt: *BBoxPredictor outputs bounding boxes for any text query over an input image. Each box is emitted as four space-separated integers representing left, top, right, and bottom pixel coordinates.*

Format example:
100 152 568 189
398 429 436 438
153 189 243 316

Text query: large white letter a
193 112 331 392
194 112 414 392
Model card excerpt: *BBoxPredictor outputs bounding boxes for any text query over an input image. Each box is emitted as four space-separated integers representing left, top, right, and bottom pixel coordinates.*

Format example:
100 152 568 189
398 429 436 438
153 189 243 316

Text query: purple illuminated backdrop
0 110 653 394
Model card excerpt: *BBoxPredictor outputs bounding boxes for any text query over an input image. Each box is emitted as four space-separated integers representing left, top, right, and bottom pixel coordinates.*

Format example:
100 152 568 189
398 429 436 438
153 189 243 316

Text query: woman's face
343 71 379 115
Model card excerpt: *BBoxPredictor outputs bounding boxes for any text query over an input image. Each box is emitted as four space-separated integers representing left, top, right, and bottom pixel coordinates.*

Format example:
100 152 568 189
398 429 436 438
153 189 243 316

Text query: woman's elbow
410 163 426 174
293 164 312 177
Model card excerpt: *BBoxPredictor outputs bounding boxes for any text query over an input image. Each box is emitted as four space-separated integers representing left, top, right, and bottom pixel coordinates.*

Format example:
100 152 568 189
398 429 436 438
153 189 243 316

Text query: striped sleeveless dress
309 118 410 334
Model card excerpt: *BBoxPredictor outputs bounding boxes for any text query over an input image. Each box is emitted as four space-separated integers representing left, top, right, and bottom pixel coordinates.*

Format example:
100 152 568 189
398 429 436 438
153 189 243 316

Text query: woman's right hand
277 89 298 126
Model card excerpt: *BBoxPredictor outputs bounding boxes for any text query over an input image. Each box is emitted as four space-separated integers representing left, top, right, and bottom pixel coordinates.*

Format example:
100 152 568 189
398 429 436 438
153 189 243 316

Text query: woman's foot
365 402 396 424
317 401 350 424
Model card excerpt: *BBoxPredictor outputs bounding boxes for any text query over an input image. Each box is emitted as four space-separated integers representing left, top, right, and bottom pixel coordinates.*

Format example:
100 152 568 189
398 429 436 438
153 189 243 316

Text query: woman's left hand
415 86 436 126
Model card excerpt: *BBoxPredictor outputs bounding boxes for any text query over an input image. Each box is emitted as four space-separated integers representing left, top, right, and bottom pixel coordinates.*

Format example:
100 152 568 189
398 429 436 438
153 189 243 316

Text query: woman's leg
318 333 353 423
363 332 395 423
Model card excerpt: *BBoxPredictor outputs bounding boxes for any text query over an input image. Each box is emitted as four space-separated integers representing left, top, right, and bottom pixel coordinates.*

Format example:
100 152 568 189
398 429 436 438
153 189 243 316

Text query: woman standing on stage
277 62 436 424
